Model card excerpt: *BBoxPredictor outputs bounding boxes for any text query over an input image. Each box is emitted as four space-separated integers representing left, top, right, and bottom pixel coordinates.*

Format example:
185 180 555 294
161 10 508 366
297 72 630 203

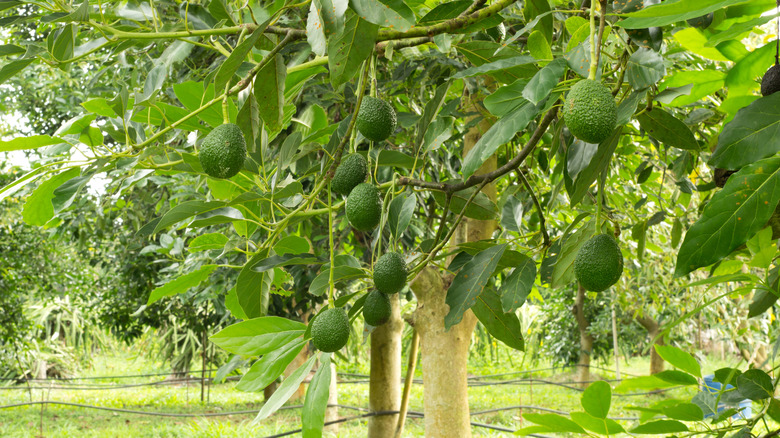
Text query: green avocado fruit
373 252 408 295
311 307 350 352
332 153 368 196
363 290 392 326
574 234 624 292
345 183 382 231
356 97 397 142
762 64 780 97
198 123 247 179
562 79 617 145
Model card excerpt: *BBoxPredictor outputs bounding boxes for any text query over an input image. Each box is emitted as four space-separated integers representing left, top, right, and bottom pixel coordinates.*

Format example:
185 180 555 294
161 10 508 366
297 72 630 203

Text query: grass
0 339 762 438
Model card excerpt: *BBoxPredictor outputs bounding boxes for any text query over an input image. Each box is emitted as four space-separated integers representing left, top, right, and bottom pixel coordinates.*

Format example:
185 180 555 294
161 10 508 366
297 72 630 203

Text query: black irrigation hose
0 376 243 391
0 369 222 382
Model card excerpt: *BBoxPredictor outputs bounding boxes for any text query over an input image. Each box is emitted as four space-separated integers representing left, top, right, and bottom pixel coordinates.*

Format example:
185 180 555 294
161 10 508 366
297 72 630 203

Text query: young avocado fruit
363 290 392 326
331 153 368 196
345 183 382 231
574 234 624 292
562 79 617 144
198 123 247 179
311 307 350 352
373 252 408 295
614 0 662 51
687 12 714 29
356 96 397 142
761 64 780 97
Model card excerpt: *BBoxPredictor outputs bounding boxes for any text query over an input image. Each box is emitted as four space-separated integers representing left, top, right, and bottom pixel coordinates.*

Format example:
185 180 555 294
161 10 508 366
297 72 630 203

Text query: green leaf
568 128 621 206
569 412 624 435
312 0 347 36
431 187 498 221
662 403 704 421
306 2 327 56
654 370 699 386
0 57 33 85
616 375 679 392
630 420 689 434
389 194 416 239
237 249 274 318
210 316 306 356
50 24 75 62
676 157 780 276
328 11 378 89
253 354 317 423
627 48 666 90
472 288 524 351
737 369 773 400
309 255 366 296
189 207 245 229
618 0 750 29
456 41 537 84
349 0 414 31
551 220 596 289
255 53 287 132
147 265 217 305
768 398 780 423
748 289 778 318
484 78 529 116
208 0 236 25
526 30 552 61
452 56 536 79
673 28 729 62
522 413 585 434
444 244 507 329
0 134 64 152
415 82 450 150
215 21 268 94
522 58 566 105
188 233 229 252
524 0 553 44
274 236 311 255
636 108 699 151
22 168 80 226
153 201 226 233
418 0 469 23
224 287 248 320
500 254 536 313
581 380 611 419
710 93 780 170
0 44 24 56
726 42 774 93
302 353 332 438
461 100 540 179
654 345 701 377
236 339 306 392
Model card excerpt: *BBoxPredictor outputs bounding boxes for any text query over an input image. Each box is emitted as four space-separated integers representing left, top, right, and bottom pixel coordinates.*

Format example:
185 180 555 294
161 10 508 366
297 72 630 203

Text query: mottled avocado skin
574 234 624 292
762 64 780 97
373 252 408 295
332 154 368 196
356 97 397 142
311 307 350 352
345 183 382 231
363 290 391 326
198 123 247 179
563 80 617 145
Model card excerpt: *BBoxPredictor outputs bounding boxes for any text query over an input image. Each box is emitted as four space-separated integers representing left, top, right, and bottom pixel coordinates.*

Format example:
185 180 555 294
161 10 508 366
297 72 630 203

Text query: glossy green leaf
50 24 75 62
302 353 332 438
655 345 701 377
22 168 80 226
432 186 499 220
274 235 311 255
444 244 507 329
328 11 378 89
627 48 666 90
662 403 704 421
637 108 698 151
523 413 585 434
237 249 274 318
215 21 268 94
389 194 416 239
461 100 540 179
452 56 536 79
524 0 552 43
253 354 317 423
659 70 725 107
306 2 327 56
188 233 229 252
0 58 34 85
349 0 414 31
619 0 749 29
710 93 780 170
210 316 306 356
569 412 624 435
415 82 450 150
676 157 780 276
189 207 245 228
255 53 287 132
748 289 778 318
484 78 529 116
236 339 306 392
706 12 780 47
568 128 621 206
418 0 469 23
311 0 347 36
0 44 24 56
630 420 689 434
768 398 780 423
152 201 225 233
456 41 536 84
523 57 566 104
208 0 235 25
581 381 611 419
526 30 552 62
551 219 596 288
472 288 524 351
173 81 223 128
673 28 729 62
147 265 217 304
500 254 536 313
0 134 64 152
654 370 698 386
737 369 773 400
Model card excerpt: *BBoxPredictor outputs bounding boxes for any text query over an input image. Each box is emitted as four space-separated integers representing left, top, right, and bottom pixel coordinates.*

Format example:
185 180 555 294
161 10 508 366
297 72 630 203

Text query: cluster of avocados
310 96 409 353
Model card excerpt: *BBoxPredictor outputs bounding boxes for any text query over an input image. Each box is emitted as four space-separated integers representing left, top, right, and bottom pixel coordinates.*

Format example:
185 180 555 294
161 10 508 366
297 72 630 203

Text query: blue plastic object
701 374 751 420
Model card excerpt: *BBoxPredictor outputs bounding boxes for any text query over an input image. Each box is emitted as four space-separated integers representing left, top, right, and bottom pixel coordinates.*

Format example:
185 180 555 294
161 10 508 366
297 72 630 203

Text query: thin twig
518 170 550 248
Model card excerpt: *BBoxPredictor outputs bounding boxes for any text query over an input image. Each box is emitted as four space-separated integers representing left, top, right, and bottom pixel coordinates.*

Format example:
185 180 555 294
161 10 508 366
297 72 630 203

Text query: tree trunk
636 314 665 375
410 86 496 437
573 284 593 386
368 293 402 438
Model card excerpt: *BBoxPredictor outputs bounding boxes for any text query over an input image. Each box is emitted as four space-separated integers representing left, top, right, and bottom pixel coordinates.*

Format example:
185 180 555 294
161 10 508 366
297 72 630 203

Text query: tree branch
518 170 549 248
398 107 559 194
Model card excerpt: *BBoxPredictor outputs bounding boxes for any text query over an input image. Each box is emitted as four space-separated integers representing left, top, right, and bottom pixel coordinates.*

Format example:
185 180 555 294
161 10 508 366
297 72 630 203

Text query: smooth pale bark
368 294 403 438
411 87 496 437
573 284 593 387
636 314 665 375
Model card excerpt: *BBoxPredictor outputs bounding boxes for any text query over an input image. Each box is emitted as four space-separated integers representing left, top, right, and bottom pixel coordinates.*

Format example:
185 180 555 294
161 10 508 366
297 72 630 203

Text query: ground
0 340 758 437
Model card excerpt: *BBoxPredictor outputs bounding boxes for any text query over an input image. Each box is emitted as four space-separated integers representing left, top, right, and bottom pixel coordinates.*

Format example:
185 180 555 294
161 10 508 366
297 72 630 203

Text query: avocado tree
5 0 780 436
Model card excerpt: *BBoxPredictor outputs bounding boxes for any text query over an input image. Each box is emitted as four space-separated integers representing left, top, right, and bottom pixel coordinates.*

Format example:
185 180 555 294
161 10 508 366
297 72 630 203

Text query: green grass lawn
0 341 758 437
